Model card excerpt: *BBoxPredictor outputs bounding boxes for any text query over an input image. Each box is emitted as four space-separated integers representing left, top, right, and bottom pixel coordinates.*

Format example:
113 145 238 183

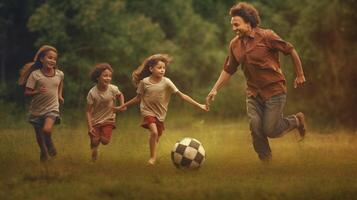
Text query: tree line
1 0 356 127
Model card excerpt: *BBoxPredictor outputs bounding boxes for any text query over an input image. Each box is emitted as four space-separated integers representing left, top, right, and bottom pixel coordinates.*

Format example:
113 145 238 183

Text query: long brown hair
18 45 58 85
132 54 172 87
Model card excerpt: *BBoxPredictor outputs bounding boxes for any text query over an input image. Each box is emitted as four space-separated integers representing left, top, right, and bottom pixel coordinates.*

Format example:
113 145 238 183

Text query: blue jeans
246 93 298 160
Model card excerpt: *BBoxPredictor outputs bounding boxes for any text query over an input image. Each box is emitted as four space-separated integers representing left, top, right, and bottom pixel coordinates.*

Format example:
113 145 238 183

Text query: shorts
29 111 61 128
89 123 115 146
141 116 165 137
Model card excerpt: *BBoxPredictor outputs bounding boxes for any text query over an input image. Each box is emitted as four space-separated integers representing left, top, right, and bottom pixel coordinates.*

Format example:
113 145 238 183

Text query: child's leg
89 127 100 161
33 126 48 162
100 125 113 145
147 123 159 165
42 117 57 156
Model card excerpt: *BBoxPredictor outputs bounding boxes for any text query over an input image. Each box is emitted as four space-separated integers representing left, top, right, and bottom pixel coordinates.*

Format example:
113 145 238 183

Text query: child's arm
24 86 46 97
113 94 141 112
58 80 64 104
115 93 126 112
86 104 95 135
176 91 208 111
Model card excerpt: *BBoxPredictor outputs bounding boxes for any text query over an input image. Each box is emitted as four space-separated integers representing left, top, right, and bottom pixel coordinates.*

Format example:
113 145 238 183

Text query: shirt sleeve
166 78 179 94
136 80 144 95
112 85 121 96
87 91 94 105
265 29 294 55
223 44 240 74
25 71 37 89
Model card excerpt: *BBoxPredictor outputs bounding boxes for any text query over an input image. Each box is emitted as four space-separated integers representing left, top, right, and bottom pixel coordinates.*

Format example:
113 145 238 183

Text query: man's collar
247 28 257 39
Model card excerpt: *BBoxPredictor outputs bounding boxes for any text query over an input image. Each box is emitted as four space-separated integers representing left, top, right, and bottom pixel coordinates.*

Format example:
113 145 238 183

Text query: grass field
1 114 357 200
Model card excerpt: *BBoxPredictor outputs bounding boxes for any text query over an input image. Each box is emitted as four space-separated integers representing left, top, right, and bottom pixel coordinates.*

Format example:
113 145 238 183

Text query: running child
86 63 125 161
113 54 208 165
18 45 64 162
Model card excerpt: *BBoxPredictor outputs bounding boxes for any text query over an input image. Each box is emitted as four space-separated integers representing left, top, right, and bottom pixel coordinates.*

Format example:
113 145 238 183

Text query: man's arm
290 49 306 88
205 70 232 107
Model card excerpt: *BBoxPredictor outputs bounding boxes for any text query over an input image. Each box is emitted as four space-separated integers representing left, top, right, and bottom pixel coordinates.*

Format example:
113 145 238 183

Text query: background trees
1 0 356 127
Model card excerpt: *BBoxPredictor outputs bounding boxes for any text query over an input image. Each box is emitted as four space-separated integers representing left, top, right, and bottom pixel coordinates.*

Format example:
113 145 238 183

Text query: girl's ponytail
18 45 57 86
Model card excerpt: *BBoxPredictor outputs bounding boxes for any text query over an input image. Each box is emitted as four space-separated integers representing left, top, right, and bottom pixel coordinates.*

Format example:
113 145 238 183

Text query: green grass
1 114 357 200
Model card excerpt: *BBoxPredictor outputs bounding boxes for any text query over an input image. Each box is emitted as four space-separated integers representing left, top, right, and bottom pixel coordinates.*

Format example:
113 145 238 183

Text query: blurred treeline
1 0 356 127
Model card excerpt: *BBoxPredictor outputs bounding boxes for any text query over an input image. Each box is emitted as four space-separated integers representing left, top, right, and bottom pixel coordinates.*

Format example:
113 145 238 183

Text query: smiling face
231 16 251 37
97 69 112 86
40 50 57 69
149 61 166 78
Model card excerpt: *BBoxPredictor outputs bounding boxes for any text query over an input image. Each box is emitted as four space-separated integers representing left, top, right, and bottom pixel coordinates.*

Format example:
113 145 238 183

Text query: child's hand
59 96 64 104
37 86 47 94
198 104 209 112
113 105 126 112
88 126 95 136
118 106 127 112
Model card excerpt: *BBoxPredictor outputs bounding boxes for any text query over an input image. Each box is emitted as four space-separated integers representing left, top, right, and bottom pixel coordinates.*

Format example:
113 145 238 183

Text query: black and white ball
171 137 205 169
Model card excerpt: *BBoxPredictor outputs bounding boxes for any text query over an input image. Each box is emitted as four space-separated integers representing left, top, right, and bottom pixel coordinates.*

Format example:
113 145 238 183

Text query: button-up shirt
224 27 294 100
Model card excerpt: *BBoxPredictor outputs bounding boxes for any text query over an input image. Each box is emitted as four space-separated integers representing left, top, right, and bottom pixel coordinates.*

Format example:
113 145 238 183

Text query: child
113 54 208 165
86 63 125 161
18 45 64 162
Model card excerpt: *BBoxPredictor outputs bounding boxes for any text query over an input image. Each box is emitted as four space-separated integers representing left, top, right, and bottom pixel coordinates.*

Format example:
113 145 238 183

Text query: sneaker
296 112 307 140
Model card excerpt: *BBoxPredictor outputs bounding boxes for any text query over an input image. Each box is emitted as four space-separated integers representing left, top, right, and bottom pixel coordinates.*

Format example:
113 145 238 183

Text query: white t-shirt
26 69 64 116
87 84 121 126
137 77 179 121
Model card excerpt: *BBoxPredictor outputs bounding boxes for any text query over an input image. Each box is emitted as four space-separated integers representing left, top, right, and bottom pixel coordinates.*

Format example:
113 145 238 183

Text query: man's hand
294 75 306 88
206 90 217 109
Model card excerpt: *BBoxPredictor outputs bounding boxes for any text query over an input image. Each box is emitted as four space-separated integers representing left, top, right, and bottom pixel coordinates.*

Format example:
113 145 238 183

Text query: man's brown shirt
224 27 294 100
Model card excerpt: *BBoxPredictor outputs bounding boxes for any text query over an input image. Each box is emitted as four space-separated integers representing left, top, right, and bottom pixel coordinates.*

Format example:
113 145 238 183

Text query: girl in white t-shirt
86 63 126 161
18 45 64 162
113 54 208 165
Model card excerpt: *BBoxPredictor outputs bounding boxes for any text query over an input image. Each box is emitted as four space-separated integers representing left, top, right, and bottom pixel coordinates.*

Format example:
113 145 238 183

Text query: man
206 2 306 162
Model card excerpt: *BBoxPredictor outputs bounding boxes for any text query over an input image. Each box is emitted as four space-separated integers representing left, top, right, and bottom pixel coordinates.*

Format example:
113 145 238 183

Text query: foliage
0 0 357 126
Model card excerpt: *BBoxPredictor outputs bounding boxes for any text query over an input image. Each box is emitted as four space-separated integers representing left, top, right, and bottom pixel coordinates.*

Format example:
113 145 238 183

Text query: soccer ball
171 137 205 169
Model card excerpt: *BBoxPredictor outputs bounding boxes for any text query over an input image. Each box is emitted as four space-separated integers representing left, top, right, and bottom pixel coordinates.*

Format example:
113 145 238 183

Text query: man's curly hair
229 2 261 28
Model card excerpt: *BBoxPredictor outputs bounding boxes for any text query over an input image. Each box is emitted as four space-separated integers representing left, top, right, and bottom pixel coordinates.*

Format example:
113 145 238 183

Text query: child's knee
150 130 159 138
42 126 52 134
100 138 110 145
91 139 100 148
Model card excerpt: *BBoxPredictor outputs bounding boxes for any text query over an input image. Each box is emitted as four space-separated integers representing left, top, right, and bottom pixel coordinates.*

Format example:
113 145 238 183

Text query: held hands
113 105 127 112
198 103 209 112
205 90 217 110
294 75 306 88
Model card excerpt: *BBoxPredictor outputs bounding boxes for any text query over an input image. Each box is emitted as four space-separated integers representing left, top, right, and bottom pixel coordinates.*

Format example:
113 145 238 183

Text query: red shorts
141 116 165 137
89 123 115 146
